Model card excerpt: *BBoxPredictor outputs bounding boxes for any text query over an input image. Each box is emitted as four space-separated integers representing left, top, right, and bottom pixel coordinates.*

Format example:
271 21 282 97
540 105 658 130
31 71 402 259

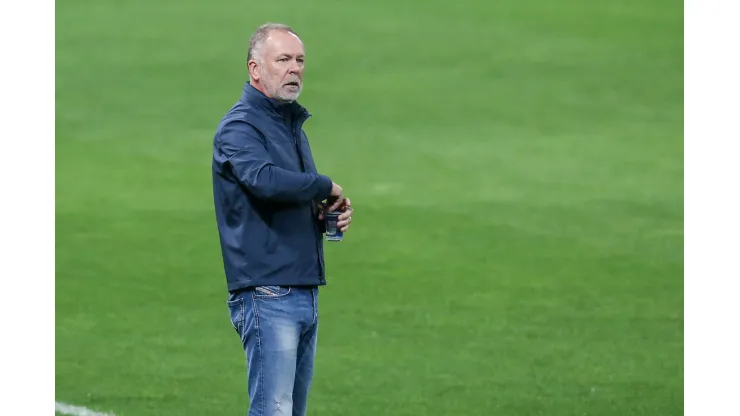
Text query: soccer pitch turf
56 0 683 414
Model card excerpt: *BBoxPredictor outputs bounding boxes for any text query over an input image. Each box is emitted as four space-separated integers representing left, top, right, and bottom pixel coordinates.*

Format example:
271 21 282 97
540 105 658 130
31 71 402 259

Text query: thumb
328 199 343 212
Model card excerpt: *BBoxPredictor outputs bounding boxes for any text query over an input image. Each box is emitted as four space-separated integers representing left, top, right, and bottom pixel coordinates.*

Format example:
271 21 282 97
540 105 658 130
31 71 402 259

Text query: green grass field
56 0 684 414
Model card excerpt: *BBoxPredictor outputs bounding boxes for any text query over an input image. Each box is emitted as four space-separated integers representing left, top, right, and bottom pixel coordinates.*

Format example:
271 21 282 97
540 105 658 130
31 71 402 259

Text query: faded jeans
227 286 319 416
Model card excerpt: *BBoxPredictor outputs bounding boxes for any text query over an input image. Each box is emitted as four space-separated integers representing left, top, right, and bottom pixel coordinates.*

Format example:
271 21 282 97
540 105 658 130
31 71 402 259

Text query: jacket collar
240 81 310 120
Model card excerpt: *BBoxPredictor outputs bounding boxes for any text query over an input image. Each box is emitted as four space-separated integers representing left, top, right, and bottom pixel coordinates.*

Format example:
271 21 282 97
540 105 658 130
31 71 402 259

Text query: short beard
261 69 301 103
273 87 300 103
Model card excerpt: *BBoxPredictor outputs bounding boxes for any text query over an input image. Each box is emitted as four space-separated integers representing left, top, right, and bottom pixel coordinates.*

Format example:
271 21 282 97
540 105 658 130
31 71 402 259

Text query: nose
288 58 301 74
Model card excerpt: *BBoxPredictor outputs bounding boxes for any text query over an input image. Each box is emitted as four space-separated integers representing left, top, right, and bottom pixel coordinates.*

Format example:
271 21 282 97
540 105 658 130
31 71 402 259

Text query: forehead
263 30 305 56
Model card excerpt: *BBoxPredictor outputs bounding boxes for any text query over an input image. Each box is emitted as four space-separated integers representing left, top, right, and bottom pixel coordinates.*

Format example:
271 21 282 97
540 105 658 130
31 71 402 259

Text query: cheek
272 70 286 82
263 72 279 87
260 66 277 80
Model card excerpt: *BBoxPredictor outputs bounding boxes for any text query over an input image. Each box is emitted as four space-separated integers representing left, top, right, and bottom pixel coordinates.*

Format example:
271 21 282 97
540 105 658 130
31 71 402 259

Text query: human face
250 30 305 103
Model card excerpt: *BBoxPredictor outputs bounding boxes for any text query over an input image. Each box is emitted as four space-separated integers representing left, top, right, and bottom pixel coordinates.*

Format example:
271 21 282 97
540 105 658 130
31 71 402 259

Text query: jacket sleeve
216 119 333 202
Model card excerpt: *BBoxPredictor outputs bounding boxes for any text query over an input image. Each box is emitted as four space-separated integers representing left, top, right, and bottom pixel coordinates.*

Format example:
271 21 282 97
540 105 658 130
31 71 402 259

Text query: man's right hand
327 182 344 212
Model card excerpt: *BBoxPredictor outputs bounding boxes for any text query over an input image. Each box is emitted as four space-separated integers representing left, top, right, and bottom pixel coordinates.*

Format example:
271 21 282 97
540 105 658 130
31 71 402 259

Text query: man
211 23 353 416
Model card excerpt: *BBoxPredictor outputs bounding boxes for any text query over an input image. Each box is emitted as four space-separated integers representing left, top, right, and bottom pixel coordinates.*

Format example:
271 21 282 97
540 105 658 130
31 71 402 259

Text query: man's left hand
336 197 353 232
317 198 353 232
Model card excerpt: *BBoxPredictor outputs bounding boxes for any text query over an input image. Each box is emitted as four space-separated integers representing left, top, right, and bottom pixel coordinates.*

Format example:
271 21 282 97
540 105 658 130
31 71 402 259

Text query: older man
211 23 353 416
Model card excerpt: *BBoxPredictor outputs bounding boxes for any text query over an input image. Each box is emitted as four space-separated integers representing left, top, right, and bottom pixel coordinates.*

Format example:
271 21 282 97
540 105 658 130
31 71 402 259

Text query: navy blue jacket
212 82 333 292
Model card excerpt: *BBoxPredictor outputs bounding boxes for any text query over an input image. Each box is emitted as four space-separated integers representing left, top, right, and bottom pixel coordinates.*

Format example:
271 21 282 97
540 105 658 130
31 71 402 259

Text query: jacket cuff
317 175 333 200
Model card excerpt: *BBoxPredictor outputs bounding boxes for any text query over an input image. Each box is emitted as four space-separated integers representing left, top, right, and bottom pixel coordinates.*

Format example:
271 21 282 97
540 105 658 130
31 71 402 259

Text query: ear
247 59 260 81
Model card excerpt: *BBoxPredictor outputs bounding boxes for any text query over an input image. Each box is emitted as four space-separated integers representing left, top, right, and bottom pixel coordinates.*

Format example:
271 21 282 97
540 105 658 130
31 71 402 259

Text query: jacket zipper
293 124 324 281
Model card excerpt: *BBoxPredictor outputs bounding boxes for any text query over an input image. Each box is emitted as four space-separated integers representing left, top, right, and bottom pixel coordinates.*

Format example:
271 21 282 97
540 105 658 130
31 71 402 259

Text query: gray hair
247 23 300 64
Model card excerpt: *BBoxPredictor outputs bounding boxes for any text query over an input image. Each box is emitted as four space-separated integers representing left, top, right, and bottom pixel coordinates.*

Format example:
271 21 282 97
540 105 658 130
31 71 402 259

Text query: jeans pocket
226 295 245 333
254 285 291 298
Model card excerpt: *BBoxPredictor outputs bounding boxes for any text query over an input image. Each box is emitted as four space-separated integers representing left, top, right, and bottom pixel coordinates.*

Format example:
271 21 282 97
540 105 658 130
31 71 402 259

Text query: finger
337 218 352 227
338 209 353 221
328 199 343 212
339 224 350 232
342 197 351 209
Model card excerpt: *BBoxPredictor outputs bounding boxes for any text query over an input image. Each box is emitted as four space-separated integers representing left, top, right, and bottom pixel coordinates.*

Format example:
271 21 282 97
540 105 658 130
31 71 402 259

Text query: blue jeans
227 286 319 416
